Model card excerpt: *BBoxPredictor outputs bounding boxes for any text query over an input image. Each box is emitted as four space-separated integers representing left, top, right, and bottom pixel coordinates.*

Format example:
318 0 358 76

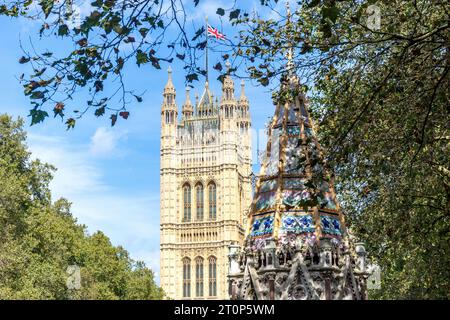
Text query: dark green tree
0 114 164 299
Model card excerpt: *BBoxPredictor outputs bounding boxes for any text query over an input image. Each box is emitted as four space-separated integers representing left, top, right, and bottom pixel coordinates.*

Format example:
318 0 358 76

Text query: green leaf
136 50 149 66
229 9 240 20
65 118 76 129
39 0 54 19
216 8 225 16
322 6 339 23
258 77 269 86
30 91 45 99
186 73 199 82
19 56 30 64
94 81 103 92
95 106 105 117
29 109 49 125
58 24 69 36
139 28 149 37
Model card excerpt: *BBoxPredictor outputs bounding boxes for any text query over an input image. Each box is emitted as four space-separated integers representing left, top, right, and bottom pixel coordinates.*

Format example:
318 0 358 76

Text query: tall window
195 257 204 297
183 183 191 222
208 182 217 220
196 183 204 221
208 256 217 297
183 258 191 297
165 111 170 124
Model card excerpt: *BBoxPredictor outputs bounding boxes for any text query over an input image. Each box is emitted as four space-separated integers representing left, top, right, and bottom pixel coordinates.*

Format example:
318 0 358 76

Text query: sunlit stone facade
160 64 252 299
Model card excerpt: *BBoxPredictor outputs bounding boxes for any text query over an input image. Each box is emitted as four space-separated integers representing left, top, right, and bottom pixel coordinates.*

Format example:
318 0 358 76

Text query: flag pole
205 16 209 83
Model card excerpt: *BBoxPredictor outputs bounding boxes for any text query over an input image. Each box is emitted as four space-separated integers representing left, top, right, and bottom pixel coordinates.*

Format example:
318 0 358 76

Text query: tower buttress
182 87 193 120
161 66 178 140
220 61 238 130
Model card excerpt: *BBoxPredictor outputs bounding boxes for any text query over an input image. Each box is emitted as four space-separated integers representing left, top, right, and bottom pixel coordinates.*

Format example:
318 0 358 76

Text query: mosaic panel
250 215 274 237
265 128 280 176
280 213 315 234
283 178 306 190
320 215 341 236
254 191 277 212
285 125 301 136
284 136 306 174
282 189 311 208
259 179 277 193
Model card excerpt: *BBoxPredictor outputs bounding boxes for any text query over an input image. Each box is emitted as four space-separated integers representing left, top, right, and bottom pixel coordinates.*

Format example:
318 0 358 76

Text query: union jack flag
207 24 226 40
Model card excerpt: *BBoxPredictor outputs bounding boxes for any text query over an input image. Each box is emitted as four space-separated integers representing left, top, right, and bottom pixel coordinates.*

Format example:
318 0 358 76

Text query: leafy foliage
0 114 164 299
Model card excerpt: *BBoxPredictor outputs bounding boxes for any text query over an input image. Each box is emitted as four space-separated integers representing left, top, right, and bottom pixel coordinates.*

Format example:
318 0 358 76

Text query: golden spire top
285 1 295 77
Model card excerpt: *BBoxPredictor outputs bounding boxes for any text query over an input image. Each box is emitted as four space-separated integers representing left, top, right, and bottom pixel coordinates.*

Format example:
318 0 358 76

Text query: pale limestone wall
160 71 252 300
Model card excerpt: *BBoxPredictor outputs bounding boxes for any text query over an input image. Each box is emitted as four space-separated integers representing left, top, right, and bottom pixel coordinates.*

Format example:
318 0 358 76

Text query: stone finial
184 87 191 105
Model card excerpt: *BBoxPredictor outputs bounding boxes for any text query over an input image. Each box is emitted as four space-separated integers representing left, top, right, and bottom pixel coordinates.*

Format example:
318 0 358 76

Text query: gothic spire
239 79 248 105
228 27 369 298
164 65 175 92
182 86 193 119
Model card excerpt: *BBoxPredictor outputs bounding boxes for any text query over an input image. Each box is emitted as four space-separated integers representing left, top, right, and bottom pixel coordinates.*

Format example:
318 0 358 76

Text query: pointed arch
208 181 217 221
183 183 191 222
182 257 191 297
195 182 204 221
195 256 204 297
208 256 217 297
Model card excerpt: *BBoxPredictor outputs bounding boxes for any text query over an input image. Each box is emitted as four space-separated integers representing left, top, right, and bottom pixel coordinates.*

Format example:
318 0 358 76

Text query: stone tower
160 63 252 299
227 69 369 300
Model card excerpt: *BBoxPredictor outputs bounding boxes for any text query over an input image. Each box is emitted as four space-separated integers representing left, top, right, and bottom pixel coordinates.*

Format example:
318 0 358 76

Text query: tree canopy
0 114 164 299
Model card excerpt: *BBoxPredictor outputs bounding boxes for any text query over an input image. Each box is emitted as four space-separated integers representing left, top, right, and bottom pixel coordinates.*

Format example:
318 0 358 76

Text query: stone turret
161 66 178 127
238 80 251 133
220 61 237 121
182 87 194 120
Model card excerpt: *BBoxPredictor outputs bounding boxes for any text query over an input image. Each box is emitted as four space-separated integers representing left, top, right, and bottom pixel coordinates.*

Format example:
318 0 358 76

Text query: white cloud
89 126 127 157
28 133 106 197
26 133 161 278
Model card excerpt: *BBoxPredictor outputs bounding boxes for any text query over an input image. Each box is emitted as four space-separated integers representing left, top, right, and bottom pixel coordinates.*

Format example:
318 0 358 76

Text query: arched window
208 182 217 221
196 183 204 221
183 183 191 222
208 256 217 297
182 258 191 297
165 111 170 124
195 257 204 297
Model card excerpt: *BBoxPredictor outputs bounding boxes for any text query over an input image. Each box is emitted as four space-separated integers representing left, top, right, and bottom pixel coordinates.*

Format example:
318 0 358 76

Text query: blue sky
0 1 292 283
